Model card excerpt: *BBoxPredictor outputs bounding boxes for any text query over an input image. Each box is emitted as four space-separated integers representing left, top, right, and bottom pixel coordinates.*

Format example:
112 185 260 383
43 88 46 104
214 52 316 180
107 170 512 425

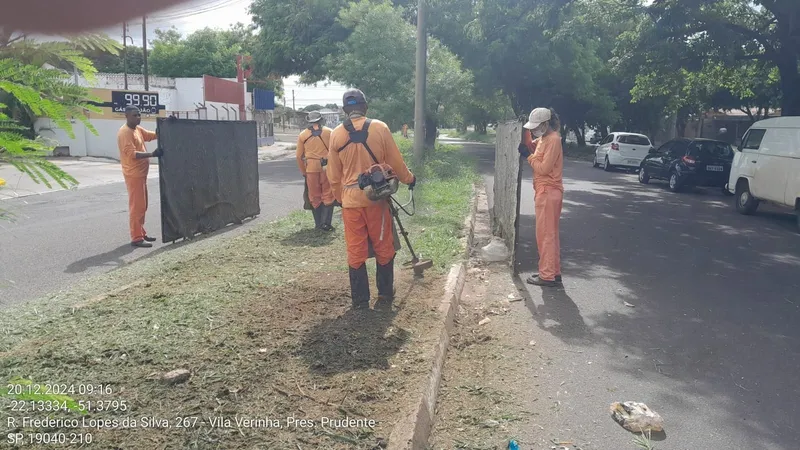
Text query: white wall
39 73 247 158
36 118 158 160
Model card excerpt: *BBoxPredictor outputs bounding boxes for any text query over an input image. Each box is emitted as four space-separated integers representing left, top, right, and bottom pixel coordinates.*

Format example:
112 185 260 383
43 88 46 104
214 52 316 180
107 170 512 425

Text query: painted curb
388 183 479 450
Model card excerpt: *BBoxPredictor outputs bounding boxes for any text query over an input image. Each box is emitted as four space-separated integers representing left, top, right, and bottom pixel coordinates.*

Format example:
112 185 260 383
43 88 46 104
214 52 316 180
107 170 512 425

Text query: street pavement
461 139 800 449
0 153 305 306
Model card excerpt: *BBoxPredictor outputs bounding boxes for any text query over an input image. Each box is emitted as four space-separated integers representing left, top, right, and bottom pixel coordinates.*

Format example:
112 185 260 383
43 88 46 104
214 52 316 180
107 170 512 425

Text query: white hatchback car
594 132 654 171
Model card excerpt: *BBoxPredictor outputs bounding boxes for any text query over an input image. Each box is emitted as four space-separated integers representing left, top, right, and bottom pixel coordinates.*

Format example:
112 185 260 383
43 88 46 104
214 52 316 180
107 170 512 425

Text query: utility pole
142 16 149 91
413 0 427 165
292 90 295 111
283 97 287 131
122 22 128 90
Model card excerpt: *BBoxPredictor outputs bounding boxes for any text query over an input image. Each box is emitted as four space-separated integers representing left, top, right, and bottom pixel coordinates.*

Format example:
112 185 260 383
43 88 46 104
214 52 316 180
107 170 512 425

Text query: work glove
408 176 417 190
517 143 531 159
167 114 178 122
152 147 164 158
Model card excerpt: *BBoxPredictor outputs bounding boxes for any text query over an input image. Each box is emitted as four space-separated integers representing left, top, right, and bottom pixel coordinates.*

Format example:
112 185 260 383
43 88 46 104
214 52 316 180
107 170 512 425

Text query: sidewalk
0 143 296 200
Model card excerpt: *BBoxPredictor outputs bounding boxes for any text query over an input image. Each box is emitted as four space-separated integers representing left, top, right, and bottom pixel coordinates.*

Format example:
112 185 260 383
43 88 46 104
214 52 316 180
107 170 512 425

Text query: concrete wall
35 117 159 160
38 74 252 158
492 121 524 269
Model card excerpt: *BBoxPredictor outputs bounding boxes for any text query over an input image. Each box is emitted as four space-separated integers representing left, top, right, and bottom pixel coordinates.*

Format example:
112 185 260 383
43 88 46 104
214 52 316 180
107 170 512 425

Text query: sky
106 0 347 108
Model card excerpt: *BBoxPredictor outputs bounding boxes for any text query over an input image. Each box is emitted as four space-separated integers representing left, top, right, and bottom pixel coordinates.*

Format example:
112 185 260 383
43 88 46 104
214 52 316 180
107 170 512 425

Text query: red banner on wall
203 75 244 107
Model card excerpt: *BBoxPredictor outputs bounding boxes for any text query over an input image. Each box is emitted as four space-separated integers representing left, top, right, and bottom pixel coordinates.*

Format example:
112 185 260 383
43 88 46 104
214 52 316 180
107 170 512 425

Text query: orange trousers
124 176 148 242
534 187 563 281
343 203 395 269
306 170 334 208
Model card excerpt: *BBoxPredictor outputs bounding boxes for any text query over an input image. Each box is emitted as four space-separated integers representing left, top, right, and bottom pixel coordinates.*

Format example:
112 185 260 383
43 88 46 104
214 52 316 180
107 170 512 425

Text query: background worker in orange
327 89 416 310
296 111 335 231
117 105 163 248
518 107 564 287
402 123 409 139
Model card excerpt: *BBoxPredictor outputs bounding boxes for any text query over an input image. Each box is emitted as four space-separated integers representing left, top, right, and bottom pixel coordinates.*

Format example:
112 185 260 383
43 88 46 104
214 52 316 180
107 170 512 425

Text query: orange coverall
327 117 415 269
525 129 564 281
117 124 157 242
296 125 334 208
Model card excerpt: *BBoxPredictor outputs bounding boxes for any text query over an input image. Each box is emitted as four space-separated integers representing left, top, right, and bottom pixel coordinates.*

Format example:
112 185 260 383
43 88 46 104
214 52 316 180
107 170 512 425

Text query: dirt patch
0 220 446 449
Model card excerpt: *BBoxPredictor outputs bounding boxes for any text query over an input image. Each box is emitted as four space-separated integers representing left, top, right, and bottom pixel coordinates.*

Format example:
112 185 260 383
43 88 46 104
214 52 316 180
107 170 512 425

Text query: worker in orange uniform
117 105 163 248
297 111 335 231
518 108 564 286
402 124 409 139
327 89 416 310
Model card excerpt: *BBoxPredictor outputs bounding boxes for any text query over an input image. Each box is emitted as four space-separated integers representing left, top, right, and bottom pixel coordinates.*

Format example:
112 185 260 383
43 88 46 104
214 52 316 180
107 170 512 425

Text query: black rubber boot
374 258 395 311
312 206 323 229
320 204 335 232
349 265 371 309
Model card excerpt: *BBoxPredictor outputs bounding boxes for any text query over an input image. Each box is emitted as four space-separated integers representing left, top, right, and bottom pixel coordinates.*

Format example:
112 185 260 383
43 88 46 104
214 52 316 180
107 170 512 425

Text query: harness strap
337 119 378 165
302 125 329 150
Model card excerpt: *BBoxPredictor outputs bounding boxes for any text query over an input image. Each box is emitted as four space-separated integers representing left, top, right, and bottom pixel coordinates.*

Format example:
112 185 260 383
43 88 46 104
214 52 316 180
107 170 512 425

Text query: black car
638 138 735 193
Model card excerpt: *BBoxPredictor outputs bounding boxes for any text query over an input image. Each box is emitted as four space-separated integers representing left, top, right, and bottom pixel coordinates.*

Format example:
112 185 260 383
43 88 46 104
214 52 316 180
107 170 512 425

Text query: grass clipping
0 139 477 449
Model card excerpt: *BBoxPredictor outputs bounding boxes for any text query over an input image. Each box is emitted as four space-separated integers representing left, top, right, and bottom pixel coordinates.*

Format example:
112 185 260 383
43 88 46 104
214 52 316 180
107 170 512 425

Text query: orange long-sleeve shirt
327 117 415 208
296 125 333 175
117 124 157 178
526 130 563 192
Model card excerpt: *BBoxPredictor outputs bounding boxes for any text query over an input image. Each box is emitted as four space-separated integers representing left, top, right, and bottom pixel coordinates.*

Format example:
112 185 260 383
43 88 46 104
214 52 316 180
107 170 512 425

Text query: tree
645 0 800 116
302 104 324 111
250 0 353 83
326 1 473 145
149 27 244 78
0 31 120 216
146 24 283 96
85 45 145 74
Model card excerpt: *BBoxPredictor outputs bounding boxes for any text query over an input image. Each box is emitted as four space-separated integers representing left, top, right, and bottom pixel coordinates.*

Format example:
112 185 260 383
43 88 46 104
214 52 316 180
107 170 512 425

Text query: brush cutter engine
358 163 399 201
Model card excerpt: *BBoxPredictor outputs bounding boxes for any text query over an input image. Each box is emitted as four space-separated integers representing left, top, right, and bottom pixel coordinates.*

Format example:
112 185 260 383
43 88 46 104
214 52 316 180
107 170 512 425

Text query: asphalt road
461 140 800 449
0 157 306 306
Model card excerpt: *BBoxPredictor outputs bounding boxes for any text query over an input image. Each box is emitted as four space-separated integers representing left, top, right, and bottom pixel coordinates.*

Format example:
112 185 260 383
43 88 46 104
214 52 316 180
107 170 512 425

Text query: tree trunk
424 117 437 148
778 59 800 116
573 126 586 146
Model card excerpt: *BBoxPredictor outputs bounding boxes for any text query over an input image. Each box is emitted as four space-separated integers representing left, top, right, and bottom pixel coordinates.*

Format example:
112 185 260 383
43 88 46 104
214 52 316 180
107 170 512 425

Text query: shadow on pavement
259 159 304 183
517 163 800 449
526 286 591 343
65 244 136 273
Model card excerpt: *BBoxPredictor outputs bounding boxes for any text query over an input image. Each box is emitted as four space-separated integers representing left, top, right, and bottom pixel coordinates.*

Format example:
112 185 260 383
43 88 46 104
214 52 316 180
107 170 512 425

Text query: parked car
638 138 735 193
593 133 653 171
728 117 800 230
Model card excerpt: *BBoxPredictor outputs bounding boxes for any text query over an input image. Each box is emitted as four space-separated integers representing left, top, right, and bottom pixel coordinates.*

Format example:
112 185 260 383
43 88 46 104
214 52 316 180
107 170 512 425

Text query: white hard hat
523 108 551 129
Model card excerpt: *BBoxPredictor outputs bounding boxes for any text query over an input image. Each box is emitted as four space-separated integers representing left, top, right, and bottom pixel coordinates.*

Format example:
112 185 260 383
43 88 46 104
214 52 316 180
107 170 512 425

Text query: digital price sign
111 91 160 115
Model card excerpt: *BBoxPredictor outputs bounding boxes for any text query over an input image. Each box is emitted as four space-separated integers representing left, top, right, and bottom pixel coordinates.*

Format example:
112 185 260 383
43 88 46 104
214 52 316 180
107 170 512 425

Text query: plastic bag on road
480 237 509 262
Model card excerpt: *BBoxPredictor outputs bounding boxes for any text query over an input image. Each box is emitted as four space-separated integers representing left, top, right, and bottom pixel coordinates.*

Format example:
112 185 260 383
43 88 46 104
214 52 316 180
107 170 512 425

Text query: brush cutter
389 187 433 278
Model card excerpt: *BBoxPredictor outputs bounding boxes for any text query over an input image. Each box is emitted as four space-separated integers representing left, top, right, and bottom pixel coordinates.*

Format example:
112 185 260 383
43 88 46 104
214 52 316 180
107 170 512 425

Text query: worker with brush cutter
297 111 336 231
327 89 416 311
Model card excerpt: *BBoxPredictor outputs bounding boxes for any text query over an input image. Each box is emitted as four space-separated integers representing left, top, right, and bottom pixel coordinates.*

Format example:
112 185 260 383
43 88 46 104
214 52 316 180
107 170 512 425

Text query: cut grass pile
0 137 477 449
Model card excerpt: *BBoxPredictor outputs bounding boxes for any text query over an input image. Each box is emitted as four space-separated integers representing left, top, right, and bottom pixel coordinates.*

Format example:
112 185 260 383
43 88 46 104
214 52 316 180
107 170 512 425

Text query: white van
728 117 800 230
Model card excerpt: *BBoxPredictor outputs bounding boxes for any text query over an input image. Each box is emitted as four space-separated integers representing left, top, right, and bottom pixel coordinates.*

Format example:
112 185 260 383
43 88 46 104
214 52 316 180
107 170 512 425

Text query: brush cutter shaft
388 201 418 261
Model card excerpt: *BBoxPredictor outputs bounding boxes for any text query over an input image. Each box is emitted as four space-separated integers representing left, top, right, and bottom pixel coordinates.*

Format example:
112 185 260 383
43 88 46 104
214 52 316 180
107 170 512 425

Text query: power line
127 0 249 27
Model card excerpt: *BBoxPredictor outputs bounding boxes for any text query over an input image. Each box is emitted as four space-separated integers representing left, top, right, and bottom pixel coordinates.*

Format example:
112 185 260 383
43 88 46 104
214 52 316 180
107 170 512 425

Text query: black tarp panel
156 118 260 242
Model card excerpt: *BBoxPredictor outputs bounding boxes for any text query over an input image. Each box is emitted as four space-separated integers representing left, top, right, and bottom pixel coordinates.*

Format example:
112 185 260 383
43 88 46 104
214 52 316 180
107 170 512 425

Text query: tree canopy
0 32 120 215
